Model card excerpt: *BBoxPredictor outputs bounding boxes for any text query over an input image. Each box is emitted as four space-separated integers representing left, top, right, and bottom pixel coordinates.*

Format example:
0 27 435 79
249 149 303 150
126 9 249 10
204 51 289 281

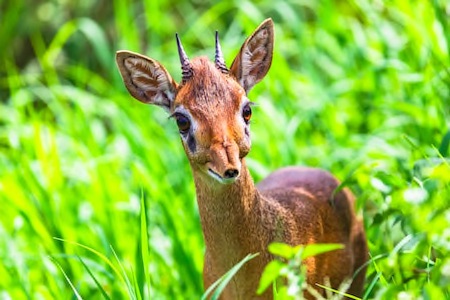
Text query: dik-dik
116 18 368 299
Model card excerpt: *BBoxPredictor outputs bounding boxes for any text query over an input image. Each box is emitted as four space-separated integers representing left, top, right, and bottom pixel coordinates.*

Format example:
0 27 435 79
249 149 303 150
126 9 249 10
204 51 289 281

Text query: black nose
224 168 239 179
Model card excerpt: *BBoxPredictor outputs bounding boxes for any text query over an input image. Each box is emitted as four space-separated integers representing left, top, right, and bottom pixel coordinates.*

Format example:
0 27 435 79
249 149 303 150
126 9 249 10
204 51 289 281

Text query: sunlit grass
0 0 449 299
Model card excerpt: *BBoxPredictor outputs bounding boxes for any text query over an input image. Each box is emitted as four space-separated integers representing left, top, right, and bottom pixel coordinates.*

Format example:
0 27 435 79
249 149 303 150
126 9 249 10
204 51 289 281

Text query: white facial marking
238 96 252 125
207 168 239 184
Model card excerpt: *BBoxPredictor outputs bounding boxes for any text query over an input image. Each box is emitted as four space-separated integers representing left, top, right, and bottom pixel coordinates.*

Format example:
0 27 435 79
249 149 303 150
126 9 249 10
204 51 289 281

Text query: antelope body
116 19 368 299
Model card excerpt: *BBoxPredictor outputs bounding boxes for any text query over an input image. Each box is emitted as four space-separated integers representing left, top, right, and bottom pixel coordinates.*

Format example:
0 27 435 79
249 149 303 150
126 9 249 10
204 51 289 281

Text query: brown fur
194 161 367 299
116 18 368 300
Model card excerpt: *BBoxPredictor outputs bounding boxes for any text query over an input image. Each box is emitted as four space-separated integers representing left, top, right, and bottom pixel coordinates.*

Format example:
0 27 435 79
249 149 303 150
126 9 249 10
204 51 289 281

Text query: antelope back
116 19 274 184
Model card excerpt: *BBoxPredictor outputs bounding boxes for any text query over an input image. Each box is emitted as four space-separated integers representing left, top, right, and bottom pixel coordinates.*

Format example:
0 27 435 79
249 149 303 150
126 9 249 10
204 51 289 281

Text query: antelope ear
116 50 178 111
230 18 274 93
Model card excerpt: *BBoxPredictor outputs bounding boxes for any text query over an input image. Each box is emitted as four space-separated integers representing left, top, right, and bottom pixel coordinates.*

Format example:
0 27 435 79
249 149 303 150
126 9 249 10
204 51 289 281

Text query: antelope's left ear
230 18 274 93
116 50 178 111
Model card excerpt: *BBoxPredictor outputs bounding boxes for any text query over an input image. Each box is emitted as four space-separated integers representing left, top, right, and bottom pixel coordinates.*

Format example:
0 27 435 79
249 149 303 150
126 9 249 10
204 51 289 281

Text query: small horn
215 31 229 74
176 33 193 83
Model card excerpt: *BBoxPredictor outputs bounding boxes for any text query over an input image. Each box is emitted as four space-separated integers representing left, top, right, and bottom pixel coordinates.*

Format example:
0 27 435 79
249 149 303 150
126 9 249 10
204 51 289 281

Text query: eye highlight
173 113 191 134
242 103 252 124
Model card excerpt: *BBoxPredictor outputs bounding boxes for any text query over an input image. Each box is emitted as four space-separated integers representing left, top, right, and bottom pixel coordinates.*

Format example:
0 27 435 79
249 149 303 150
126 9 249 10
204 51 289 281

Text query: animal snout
224 168 239 179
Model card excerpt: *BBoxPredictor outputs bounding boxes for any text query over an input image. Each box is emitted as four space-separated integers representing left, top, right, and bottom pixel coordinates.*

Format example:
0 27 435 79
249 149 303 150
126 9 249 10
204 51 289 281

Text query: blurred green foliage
0 0 449 299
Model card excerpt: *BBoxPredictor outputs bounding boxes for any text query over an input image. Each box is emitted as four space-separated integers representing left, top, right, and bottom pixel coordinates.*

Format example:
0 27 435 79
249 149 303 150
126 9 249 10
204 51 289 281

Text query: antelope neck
193 160 262 251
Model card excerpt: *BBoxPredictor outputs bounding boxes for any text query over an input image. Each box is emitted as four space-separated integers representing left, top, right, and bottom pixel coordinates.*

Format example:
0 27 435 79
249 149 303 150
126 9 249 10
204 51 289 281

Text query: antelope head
116 19 274 185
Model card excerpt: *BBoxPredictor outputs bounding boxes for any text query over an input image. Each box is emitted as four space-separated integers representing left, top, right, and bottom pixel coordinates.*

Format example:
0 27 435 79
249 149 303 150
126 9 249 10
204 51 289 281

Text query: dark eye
242 103 252 124
174 114 191 133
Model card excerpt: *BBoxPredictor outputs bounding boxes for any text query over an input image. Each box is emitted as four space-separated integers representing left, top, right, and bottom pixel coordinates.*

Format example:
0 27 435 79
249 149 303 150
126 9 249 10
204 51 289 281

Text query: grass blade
315 282 361 300
53 238 126 288
50 257 83 300
201 253 259 300
140 194 151 298
110 245 139 300
77 256 111 300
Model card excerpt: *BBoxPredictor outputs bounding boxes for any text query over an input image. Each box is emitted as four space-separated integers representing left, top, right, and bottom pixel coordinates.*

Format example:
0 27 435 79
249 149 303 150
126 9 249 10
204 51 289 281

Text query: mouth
207 168 239 184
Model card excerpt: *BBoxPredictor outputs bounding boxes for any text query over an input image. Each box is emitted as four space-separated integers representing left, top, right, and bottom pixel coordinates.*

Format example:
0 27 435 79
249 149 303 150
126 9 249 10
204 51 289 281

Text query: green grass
1 0 449 299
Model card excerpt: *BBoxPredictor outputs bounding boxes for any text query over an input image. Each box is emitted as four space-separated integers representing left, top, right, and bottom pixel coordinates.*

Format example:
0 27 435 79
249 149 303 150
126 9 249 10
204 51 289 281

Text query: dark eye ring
174 113 191 133
242 103 252 124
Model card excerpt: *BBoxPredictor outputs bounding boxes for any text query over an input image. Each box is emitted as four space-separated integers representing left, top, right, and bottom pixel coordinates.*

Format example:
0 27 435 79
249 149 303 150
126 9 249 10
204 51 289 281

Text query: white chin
207 169 239 184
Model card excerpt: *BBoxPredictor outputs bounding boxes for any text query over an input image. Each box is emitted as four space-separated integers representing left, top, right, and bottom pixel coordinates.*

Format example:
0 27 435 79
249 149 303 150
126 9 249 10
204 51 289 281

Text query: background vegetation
1 0 449 299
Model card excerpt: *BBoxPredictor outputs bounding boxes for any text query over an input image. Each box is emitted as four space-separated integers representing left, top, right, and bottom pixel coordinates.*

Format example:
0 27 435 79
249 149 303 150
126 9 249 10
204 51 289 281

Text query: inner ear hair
116 50 178 111
230 18 274 93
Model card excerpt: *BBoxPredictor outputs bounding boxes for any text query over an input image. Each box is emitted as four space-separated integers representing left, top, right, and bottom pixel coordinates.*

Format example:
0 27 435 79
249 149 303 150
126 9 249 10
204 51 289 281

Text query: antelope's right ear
116 50 178 111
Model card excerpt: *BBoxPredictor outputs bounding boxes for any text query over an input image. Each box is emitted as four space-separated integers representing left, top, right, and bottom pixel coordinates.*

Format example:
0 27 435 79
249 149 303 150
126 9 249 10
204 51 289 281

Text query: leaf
256 260 285 295
268 243 296 259
423 282 446 299
438 130 450 157
301 244 344 259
